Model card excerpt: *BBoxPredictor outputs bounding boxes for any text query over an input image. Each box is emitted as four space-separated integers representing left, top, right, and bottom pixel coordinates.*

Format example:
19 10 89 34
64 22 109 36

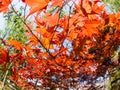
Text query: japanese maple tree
0 0 120 89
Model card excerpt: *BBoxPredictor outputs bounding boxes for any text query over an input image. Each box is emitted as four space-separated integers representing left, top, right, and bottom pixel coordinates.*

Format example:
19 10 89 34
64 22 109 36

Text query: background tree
103 0 120 12
0 7 28 90
0 10 27 43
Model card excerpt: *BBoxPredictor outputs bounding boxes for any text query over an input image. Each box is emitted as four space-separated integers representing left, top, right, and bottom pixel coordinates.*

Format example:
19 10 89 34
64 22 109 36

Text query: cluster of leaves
0 0 120 89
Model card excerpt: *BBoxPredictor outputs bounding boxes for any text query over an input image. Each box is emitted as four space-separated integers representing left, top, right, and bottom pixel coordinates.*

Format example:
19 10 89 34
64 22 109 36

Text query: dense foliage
0 0 120 89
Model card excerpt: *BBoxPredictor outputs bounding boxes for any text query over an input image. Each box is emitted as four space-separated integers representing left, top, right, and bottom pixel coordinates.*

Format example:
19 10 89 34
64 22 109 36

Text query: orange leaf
51 0 63 7
35 27 51 38
7 40 22 50
68 30 79 41
82 20 100 37
0 48 7 64
82 0 91 14
46 13 59 27
92 3 105 14
25 0 50 18
75 0 91 16
0 0 11 12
